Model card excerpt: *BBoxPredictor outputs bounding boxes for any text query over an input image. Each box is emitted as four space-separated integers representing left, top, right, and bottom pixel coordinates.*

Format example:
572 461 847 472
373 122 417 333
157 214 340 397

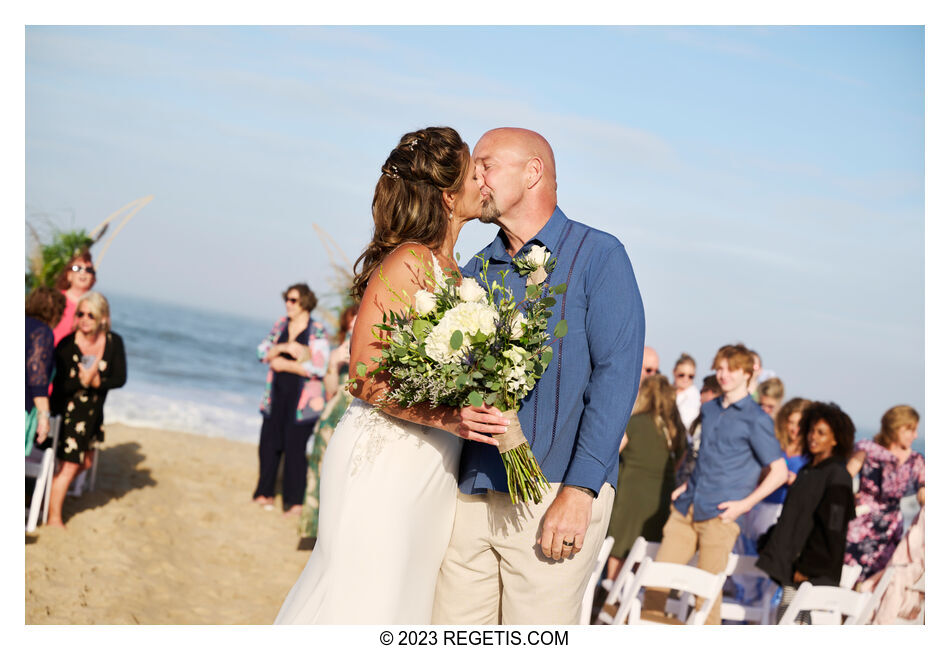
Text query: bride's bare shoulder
376 242 434 284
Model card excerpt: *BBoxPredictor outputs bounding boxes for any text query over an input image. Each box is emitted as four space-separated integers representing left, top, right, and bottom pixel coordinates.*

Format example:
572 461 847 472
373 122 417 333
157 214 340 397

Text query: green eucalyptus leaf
539 297 556 308
554 319 568 338
552 282 567 295
450 330 463 350
483 355 496 370
468 391 484 407
541 347 554 367
355 362 367 377
526 284 541 300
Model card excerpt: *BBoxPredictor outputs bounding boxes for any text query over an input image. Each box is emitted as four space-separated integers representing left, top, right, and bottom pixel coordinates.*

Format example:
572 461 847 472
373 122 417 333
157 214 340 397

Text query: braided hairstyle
352 126 470 301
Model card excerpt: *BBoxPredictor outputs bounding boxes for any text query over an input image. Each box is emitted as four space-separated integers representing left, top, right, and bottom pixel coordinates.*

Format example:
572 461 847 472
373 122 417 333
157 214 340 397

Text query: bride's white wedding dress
274 255 462 625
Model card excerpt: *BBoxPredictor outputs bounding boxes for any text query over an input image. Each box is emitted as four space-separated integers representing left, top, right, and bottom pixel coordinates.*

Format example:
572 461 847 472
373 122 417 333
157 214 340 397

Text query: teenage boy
642 343 787 625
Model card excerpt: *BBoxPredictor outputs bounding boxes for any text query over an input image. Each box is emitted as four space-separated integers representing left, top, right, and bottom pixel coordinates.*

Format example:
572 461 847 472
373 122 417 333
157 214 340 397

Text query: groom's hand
538 486 593 561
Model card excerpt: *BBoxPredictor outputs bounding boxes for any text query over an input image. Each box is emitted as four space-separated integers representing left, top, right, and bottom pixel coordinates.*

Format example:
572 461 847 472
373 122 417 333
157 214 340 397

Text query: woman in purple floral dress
845 405 924 582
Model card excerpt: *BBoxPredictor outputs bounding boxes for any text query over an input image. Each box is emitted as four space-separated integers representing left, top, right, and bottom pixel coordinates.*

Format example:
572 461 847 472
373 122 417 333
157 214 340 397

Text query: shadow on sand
57 442 158 523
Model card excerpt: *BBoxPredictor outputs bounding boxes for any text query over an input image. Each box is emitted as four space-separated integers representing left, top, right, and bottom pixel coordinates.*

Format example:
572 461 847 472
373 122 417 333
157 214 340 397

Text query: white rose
424 302 498 363
525 245 550 269
414 289 437 316
510 312 527 338
458 277 487 303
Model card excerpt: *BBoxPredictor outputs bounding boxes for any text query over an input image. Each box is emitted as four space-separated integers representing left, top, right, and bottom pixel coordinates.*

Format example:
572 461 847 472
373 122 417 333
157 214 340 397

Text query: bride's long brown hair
352 126 470 301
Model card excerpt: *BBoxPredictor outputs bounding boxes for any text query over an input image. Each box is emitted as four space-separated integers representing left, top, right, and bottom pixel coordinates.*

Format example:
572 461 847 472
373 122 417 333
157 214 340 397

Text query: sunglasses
70 265 96 274
676 373 695 379
76 310 96 320
285 297 299 304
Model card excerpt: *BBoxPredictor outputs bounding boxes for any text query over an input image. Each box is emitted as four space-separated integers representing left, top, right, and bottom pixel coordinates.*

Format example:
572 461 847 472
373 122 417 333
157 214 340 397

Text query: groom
432 128 645 624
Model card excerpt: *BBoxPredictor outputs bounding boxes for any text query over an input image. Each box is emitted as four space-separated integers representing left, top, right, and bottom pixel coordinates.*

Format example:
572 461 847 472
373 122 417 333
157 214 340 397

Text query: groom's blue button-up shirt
459 207 645 496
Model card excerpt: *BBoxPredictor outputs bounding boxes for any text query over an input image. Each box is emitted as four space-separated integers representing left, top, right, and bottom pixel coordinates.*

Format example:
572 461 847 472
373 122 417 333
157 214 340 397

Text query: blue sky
24 26 924 436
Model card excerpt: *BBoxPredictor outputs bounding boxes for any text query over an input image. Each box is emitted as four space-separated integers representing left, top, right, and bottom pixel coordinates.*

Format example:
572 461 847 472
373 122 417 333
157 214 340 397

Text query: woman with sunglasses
52 250 98 346
254 283 330 515
48 291 127 528
672 353 701 430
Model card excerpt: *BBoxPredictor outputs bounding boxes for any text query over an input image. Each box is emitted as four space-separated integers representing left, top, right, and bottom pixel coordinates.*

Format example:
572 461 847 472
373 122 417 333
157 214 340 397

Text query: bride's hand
450 405 508 446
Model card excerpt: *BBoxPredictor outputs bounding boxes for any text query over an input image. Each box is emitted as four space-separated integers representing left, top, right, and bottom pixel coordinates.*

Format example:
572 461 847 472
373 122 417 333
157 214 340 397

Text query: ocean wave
103 384 262 443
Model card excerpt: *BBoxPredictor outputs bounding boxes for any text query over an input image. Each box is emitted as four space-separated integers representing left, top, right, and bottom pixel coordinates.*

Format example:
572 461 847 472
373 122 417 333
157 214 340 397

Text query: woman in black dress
755 401 856 623
48 291 127 528
254 283 330 515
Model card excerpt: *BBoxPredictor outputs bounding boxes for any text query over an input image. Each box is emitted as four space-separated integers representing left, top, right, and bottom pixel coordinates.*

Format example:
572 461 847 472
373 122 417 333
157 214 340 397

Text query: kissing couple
274 126 645 624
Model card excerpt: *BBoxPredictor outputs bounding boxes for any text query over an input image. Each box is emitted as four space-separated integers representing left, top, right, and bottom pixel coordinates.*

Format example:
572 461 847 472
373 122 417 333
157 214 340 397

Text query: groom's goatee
480 198 501 224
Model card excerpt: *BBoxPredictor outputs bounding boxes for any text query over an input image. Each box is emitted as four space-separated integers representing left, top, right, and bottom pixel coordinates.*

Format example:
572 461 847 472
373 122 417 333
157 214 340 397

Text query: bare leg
47 461 81 528
81 448 95 472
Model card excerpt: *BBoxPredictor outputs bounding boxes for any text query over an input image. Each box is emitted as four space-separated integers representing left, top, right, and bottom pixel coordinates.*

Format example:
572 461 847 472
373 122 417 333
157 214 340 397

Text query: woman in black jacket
48 291 127 528
756 401 856 623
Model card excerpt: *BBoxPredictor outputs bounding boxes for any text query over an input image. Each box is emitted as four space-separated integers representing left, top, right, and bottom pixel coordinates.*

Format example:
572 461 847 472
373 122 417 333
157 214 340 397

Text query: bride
275 126 509 624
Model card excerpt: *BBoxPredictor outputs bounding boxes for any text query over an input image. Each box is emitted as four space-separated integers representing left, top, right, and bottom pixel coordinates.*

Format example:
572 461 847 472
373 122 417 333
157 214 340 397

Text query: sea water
102 293 280 443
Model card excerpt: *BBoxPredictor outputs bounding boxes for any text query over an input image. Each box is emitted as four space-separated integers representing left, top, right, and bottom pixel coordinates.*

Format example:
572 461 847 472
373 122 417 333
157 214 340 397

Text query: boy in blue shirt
642 344 787 624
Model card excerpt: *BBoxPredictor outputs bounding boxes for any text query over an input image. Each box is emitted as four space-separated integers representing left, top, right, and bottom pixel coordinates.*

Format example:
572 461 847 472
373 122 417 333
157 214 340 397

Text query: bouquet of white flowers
356 246 567 504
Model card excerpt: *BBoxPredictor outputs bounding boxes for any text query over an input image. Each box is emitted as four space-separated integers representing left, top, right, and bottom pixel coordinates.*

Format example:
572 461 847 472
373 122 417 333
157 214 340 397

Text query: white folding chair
579 536 614 624
67 440 100 497
25 415 61 532
596 537 661 623
778 581 871 625
611 557 728 625
806 563 865 624
839 563 862 589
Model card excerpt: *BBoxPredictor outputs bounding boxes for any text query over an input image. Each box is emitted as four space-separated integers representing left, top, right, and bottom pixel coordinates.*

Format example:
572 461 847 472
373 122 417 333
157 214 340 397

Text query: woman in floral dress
299 303 359 541
48 291 127 528
845 405 925 582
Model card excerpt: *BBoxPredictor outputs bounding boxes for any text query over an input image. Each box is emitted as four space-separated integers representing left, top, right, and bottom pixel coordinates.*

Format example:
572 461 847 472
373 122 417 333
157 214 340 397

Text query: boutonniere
513 244 557 286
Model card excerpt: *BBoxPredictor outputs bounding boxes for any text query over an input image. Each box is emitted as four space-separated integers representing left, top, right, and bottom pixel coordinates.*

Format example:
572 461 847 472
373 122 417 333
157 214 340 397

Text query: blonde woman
48 291 127 528
605 374 686 581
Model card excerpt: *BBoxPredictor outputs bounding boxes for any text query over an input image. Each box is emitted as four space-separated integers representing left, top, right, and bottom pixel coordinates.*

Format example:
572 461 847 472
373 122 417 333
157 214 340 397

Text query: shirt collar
717 393 754 411
486 206 567 262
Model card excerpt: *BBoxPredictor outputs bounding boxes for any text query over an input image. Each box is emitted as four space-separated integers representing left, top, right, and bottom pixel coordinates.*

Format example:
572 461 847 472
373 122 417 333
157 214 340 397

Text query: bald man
641 346 659 385
431 128 645 624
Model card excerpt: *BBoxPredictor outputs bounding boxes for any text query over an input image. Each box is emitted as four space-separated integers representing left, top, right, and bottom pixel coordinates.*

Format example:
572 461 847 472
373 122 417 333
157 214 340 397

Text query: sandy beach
25 424 310 624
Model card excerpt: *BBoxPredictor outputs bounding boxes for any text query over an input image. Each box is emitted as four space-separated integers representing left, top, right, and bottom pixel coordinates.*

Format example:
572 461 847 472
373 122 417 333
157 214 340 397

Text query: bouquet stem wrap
497 410 550 504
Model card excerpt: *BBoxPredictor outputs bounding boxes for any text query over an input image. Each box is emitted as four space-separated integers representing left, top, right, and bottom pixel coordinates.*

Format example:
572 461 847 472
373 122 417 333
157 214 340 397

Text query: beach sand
25 424 310 624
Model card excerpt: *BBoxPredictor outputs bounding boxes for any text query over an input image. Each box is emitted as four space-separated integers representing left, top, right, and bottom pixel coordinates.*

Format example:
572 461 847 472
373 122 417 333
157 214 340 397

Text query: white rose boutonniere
513 244 556 286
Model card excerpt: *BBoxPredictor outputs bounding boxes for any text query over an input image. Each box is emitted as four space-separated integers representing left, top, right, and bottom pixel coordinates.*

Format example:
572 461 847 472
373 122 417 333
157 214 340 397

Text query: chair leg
26 450 54 532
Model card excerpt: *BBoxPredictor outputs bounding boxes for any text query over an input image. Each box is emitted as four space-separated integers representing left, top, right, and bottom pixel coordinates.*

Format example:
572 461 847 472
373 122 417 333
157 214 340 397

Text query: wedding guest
672 353 701 430
640 346 659 385
845 405 924 582
299 302 359 540
48 291 127 528
748 349 763 400
52 250 97 346
861 505 924 624
732 397 812 605
254 283 330 516
605 375 686 581
757 377 785 419
643 343 786 625
756 401 856 624
26 287 66 453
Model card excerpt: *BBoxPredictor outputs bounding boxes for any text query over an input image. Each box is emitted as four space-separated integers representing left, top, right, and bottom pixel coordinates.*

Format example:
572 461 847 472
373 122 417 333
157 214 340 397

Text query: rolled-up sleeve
563 244 645 495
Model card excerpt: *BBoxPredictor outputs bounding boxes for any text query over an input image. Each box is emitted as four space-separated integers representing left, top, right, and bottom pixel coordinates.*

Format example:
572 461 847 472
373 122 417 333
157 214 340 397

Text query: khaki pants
641 505 740 625
431 483 614 625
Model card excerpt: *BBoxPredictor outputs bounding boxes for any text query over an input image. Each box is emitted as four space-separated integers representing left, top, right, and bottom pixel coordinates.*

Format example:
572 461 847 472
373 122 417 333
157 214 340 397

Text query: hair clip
385 164 400 179
408 139 418 151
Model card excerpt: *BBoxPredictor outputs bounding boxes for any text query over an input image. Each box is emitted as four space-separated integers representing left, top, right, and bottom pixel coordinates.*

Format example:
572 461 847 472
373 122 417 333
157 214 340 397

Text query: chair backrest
840 563 862 589
778 582 872 625
623 557 728 625
580 536 615 624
